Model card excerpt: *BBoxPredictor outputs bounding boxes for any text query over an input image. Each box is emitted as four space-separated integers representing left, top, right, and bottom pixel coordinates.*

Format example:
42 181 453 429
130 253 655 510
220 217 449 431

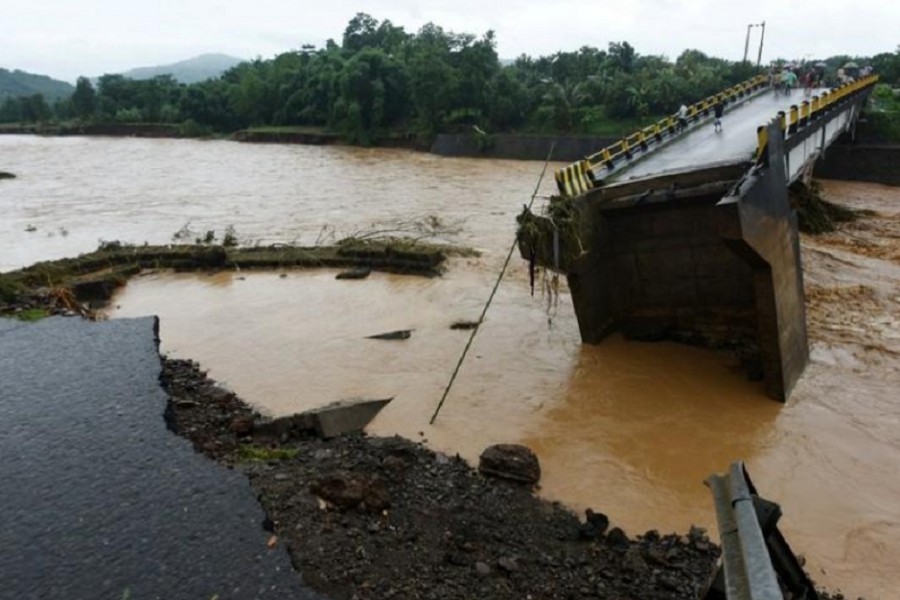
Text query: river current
2 135 898 598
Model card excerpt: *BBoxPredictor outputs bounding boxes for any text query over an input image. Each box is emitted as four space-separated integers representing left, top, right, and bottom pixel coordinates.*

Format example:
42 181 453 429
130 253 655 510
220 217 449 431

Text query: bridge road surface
610 88 829 182
0 316 322 600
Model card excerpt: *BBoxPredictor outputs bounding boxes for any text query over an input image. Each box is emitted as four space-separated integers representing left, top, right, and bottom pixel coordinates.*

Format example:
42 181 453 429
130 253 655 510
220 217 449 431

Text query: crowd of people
671 61 875 136
770 62 873 97
770 65 813 96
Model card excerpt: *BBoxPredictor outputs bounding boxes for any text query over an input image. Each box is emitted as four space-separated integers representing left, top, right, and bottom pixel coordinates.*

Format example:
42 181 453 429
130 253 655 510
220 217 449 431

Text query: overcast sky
4 1 898 82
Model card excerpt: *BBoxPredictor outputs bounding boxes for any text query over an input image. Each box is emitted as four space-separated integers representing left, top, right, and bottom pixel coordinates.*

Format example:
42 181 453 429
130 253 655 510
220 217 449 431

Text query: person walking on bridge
713 99 724 132
677 104 689 132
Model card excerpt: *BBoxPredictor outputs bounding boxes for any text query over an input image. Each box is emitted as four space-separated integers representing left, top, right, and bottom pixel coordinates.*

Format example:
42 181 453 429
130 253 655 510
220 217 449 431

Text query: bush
114 108 142 123
0 274 23 303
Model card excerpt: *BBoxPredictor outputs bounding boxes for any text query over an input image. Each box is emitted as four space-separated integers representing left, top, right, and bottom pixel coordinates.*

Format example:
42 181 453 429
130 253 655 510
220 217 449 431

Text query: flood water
2 135 899 598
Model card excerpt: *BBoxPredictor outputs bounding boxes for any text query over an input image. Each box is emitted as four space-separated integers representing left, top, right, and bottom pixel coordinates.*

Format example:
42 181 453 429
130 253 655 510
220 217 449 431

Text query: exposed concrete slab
253 397 393 440
312 398 392 438
0 316 321 600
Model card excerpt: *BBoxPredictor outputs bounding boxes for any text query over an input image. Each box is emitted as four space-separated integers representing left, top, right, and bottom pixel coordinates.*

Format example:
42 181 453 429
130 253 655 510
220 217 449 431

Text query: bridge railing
705 462 820 600
755 74 880 164
555 74 770 196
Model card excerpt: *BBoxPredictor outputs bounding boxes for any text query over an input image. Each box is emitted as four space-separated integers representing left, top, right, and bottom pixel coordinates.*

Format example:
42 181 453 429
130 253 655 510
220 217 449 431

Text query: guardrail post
788 106 799 134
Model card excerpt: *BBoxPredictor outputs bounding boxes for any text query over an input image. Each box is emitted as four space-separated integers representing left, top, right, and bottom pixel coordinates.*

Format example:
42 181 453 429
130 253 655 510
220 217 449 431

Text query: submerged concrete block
309 397 393 438
253 397 393 441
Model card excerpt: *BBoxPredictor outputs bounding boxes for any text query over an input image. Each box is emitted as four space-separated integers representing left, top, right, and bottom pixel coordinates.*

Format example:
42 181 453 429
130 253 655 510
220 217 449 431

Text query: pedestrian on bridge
802 71 813 97
713 99 724 132
677 104 689 132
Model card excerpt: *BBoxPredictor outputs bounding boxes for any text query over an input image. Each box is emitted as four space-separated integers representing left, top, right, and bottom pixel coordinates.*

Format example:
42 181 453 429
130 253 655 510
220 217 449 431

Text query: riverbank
814 143 900 186
0 122 187 138
0 239 460 318
162 356 721 599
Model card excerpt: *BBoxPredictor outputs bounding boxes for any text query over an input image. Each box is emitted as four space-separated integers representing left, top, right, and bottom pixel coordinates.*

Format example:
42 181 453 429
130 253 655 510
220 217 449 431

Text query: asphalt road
614 87 829 181
0 316 322 600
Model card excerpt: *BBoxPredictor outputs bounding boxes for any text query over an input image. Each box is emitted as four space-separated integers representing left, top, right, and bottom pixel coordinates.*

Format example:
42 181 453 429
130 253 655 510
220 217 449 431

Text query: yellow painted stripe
756 126 768 162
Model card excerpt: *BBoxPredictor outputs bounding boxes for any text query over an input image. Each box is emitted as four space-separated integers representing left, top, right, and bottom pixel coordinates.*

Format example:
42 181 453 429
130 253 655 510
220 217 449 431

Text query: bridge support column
718 122 809 400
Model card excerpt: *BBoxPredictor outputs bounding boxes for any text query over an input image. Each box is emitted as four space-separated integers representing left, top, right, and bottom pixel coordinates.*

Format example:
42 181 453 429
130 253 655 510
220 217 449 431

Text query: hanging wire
429 143 556 425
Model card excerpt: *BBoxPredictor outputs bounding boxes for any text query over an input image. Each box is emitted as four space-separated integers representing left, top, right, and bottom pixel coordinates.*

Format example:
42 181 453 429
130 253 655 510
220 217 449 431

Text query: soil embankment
0 240 455 318
0 123 184 138
231 129 344 145
815 143 900 186
161 357 721 600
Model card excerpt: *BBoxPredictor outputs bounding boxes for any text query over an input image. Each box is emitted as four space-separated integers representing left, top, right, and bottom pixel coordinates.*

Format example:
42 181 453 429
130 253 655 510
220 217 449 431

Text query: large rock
310 472 390 512
478 444 541 485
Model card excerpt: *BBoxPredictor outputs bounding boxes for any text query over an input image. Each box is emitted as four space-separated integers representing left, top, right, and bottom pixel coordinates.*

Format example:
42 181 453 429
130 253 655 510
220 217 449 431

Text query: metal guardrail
705 462 819 600
555 74 770 196
555 73 881 198
755 74 880 164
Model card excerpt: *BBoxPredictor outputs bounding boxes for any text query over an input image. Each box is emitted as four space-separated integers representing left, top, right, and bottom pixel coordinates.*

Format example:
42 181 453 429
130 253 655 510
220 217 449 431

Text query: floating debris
366 329 412 341
336 268 372 280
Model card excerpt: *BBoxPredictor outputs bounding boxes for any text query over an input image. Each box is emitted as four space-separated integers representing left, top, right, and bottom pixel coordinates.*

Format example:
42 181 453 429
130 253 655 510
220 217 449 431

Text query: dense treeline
2 14 898 143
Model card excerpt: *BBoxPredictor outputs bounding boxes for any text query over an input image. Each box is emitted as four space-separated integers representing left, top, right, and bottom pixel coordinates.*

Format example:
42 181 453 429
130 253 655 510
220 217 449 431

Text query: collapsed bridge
518 74 879 401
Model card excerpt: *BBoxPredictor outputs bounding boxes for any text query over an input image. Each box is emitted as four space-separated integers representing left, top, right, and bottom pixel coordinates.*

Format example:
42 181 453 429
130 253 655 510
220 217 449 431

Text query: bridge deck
612 88 828 182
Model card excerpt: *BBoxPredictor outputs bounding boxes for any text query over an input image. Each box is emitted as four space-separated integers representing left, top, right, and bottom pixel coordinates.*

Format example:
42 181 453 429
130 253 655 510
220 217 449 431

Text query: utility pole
756 21 766 67
743 24 753 63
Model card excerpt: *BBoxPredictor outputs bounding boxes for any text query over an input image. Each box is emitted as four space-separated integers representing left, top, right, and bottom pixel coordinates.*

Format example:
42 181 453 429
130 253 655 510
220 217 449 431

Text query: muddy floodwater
3 136 899 598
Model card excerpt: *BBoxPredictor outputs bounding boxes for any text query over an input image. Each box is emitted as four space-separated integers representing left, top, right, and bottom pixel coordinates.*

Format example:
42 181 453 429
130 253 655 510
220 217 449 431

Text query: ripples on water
2 135 898 597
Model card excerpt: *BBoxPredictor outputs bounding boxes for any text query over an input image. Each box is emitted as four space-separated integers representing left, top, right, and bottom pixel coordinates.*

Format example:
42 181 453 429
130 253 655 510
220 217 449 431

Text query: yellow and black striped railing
554 73 770 196
755 74 880 163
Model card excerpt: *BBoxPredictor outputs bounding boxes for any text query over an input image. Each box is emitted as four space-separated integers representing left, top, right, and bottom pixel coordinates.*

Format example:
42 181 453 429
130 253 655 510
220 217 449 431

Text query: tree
607 41 636 73
331 48 408 144
486 70 529 130
538 80 591 130
20 94 51 122
453 31 500 120
408 44 456 135
71 76 96 119
342 13 380 53
0 97 22 123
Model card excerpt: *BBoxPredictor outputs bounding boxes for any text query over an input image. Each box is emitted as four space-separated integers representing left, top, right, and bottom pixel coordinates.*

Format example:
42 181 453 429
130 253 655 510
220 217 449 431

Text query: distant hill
0 69 74 101
120 53 244 84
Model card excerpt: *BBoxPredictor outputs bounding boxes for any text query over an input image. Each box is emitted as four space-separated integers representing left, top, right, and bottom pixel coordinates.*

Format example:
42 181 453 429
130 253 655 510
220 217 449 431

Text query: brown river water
2 135 899 598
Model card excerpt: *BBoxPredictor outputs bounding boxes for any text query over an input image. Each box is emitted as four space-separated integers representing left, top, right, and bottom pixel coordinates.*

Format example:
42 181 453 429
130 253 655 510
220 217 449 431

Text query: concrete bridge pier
522 124 809 401
716 121 809 400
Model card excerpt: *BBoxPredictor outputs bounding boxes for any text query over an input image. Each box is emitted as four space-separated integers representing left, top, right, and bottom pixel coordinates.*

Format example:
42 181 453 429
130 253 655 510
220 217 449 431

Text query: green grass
243 125 334 134
237 444 299 462
0 308 49 322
